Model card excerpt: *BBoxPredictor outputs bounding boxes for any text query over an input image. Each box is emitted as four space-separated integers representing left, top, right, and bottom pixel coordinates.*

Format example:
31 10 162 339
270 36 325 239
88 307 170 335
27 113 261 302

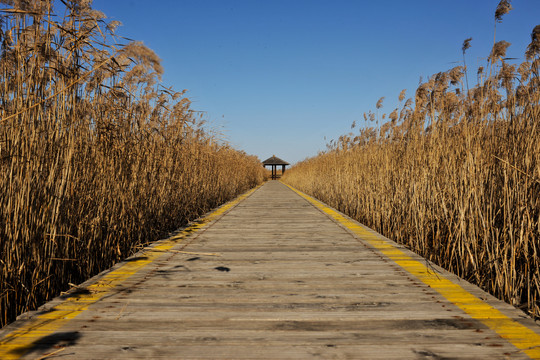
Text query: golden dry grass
284 4 540 319
0 1 264 326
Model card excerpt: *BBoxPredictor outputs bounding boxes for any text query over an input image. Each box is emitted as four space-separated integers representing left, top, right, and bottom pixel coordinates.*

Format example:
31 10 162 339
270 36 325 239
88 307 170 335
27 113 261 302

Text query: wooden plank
0 181 539 359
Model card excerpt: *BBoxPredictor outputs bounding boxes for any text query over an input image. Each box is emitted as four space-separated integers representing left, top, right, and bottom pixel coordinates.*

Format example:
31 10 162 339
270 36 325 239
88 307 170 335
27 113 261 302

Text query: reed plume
0 0 264 327
284 18 540 320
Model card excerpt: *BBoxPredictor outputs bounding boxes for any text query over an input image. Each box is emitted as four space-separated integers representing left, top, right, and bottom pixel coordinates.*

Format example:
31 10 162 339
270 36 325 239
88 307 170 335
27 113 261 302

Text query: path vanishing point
1 181 540 359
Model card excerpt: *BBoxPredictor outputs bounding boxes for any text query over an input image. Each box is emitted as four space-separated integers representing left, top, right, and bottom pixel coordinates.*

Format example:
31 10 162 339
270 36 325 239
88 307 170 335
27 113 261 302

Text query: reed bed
0 0 264 327
284 2 540 319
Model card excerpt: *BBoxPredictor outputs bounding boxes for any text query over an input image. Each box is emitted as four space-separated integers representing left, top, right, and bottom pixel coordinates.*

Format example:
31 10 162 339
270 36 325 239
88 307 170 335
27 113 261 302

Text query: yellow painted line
0 184 262 359
284 182 540 359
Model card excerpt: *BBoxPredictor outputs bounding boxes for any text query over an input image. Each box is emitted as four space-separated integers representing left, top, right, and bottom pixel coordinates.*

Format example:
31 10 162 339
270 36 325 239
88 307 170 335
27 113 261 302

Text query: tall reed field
283 1 540 319
0 0 264 327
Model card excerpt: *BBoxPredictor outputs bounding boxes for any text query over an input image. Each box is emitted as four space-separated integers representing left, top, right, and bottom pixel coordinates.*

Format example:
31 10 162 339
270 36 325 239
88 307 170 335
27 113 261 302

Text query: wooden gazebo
262 155 289 180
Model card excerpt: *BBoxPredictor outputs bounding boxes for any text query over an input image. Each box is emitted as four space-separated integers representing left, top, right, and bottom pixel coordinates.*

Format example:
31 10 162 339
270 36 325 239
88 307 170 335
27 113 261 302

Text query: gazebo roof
262 155 289 166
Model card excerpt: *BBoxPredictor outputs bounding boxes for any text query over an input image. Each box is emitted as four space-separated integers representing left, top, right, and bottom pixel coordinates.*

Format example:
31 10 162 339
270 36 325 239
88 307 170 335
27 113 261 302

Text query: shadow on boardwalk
0 181 539 359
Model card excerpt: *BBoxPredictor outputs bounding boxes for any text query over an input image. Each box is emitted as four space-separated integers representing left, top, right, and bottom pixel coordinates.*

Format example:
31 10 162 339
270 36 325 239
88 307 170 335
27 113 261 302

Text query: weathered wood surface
1 181 540 359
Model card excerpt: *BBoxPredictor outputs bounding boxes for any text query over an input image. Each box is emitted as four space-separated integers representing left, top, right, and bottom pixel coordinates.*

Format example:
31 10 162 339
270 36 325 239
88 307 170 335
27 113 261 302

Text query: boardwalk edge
0 183 263 359
282 181 540 359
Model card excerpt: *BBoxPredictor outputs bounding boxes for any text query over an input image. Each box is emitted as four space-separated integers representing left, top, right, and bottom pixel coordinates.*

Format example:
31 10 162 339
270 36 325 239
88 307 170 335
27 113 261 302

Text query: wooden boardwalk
1 181 540 359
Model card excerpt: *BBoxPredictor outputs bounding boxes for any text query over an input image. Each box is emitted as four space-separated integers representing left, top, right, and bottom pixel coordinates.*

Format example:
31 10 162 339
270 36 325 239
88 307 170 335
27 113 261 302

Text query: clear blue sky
92 0 540 164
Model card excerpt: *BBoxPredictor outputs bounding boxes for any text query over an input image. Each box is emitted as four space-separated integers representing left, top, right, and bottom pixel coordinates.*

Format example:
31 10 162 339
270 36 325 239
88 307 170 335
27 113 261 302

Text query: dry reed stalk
284 12 540 319
0 0 264 327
